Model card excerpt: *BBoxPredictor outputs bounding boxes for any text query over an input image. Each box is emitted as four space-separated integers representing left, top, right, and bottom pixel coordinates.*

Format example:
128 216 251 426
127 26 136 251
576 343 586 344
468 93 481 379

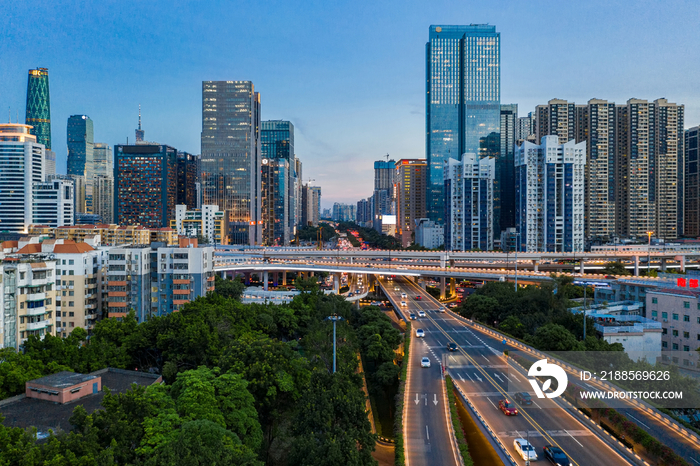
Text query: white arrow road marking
433 394 438 405
501 372 511 382
473 373 482 382
415 393 420 405
510 374 520 382
494 373 504 382
458 373 465 382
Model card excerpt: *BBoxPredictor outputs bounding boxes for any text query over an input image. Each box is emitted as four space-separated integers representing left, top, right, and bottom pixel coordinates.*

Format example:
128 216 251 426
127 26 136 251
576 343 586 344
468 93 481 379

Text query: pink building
25 371 101 404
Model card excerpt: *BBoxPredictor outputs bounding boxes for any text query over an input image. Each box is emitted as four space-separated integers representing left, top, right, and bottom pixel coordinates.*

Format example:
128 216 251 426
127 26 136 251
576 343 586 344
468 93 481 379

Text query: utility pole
326 314 344 373
514 231 521 292
583 284 587 341
646 231 654 275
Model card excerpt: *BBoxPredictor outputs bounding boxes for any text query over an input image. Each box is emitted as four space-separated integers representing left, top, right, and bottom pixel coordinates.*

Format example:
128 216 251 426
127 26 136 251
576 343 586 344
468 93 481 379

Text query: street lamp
514 231 521 292
326 314 344 373
646 231 654 275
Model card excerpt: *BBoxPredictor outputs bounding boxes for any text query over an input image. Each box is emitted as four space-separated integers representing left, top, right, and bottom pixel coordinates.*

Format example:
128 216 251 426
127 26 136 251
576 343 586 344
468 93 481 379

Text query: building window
652 297 658 304
69 260 74 265
684 346 690 352
684 332 690 339
69 322 74 328
673 330 679 336
69 291 74 296
685 315 690 322
651 311 658 318
69 270 74 275
662 341 668 348
673 343 679 350
69 312 74 317
684 302 690 308
673 313 679 320
662 328 667 334
69 301 74 307
662 312 668 319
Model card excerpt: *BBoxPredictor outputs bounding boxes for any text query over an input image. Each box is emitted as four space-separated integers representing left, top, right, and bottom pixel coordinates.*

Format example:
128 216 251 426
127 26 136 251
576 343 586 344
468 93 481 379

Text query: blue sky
2 0 698 208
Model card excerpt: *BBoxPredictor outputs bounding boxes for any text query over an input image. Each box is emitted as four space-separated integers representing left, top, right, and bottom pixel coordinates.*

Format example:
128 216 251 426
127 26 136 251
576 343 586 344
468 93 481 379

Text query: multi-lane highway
380 276 633 466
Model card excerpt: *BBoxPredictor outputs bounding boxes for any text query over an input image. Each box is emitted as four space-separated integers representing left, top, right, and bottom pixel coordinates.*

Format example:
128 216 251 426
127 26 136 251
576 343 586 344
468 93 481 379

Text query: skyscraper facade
499 104 517 232
25 68 51 150
261 120 295 238
200 81 261 245
261 157 290 245
395 159 427 247
114 144 177 228
177 151 199 209
515 136 586 252
93 143 113 177
93 175 114 224
685 126 700 237
426 25 500 224
516 113 535 142
444 155 495 251
67 115 94 178
0 124 44 233
373 159 396 231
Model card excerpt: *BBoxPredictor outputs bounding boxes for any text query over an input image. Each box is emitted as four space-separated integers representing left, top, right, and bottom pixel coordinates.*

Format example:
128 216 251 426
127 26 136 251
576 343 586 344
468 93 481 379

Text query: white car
513 438 537 462
415 328 425 338
400 301 407 307
438 307 446 313
420 357 431 368
418 311 426 317
401 293 407 298
394 287 400 291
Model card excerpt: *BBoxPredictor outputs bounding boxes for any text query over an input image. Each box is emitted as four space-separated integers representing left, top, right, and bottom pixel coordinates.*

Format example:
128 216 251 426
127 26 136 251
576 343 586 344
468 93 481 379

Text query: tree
498 315 525 338
602 261 631 276
531 324 581 352
214 275 245 300
458 295 500 322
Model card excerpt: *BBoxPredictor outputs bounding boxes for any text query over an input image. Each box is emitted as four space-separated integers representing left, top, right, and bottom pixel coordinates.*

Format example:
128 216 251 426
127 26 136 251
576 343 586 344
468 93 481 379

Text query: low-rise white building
415 218 444 250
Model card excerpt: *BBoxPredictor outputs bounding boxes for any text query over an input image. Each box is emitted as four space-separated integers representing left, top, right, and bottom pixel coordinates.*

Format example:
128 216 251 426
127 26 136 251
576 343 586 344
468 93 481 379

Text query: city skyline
2 1 699 208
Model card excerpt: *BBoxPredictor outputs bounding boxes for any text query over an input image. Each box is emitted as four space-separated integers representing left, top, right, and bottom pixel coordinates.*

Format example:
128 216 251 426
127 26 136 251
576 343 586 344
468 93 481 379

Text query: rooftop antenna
8 107 10 123
385 153 390 162
138 104 142 130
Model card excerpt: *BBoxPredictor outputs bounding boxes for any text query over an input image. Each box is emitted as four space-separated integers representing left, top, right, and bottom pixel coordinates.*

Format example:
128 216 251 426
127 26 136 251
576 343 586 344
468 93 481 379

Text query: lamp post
326 314 344 373
514 231 521 292
646 231 654 275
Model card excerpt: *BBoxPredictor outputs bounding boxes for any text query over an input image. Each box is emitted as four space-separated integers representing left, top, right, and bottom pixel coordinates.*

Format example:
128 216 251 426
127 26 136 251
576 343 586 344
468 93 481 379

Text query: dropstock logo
528 359 568 399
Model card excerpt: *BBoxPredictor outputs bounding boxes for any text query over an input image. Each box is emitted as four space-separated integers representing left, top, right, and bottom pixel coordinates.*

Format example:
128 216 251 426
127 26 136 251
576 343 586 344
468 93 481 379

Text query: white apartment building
415 218 444 250
32 179 74 228
171 204 225 244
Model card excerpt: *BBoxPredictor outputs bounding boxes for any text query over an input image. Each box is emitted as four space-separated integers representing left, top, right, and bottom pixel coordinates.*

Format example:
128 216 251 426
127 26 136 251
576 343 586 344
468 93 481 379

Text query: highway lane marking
415 393 420 405
433 394 439 405
690 457 700 465
493 373 504 383
426 425 430 440
481 355 490 362
510 373 520 382
473 373 482 382
458 373 465 382
487 398 498 410
533 401 543 409
466 373 474 382
626 413 650 429
500 372 511 382
436 339 442 346
565 429 584 448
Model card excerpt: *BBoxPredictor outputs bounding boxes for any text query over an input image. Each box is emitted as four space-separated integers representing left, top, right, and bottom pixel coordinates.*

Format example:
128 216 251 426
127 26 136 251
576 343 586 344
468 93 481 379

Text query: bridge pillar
579 260 584 274
310 271 315 277
450 277 456 297
661 258 667 272
440 276 446 300
634 256 640 276
245 273 251 286
676 255 686 272
440 255 447 268
420 278 427 290
220 270 227 279
532 260 539 272
263 270 269 291
334 273 341 294
272 272 278 287
282 271 287 286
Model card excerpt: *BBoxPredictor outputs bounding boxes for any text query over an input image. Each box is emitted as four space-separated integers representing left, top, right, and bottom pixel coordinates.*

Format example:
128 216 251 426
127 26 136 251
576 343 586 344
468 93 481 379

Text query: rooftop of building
649 288 700 298
27 371 97 389
0 368 161 435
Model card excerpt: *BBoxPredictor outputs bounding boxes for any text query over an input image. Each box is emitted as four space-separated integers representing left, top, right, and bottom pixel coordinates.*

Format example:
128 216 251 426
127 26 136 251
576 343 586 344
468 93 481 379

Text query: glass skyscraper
426 25 500 225
67 115 94 177
200 81 262 245
261 120 295 242
25 68 51 150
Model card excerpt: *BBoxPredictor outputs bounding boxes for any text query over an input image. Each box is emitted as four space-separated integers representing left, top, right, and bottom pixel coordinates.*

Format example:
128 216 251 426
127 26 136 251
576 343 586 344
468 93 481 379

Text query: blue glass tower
426 25 500 225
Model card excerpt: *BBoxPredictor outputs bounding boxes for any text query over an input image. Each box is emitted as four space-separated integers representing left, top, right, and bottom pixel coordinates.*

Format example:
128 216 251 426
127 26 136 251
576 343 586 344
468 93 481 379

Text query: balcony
25 306 46 317
85 313 98 320
26 319 51 331
27 292 46 301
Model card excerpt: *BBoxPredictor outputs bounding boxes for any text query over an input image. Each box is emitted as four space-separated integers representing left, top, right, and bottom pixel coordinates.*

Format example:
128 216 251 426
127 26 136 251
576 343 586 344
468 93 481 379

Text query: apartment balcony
85 313 98 321
27 292 46 301
85 303 98 310
26 319 51 331
24 306 46 317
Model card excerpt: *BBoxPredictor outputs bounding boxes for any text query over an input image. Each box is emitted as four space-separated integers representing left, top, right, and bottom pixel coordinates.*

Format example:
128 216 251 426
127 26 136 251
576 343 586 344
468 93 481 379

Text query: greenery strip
445 375 474 466
394 322 410 466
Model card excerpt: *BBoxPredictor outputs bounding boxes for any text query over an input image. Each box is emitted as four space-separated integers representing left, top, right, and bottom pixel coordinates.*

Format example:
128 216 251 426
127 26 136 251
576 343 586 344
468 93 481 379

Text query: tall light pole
646 231 654 275
514 231 521 292
326 314 344 373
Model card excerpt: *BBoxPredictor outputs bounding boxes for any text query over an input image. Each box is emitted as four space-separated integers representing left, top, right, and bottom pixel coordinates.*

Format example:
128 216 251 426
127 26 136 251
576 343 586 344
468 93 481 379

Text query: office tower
32 179 74 227
177 151 199 209
93 143 113 177
135 105 144 142
67 115 94 178
426 25 500 223
395 159 427 246
585 99 616 242
516 113 535 142
332 203 356 222
261 157 290 245
686 126 700 237
356 198 372 227
261 121 295 240
44 150 56 178
114 144 177 228
294 159 303 227
0 124 44 234
373 159 396 231
25 68 51 150
515 136 586 252
93 175 114 224
171 204 226 244
499 104 517 232
309 186 321 226
0 255 56 349
201 81 261 245
615 98 683 240
444 155 495 251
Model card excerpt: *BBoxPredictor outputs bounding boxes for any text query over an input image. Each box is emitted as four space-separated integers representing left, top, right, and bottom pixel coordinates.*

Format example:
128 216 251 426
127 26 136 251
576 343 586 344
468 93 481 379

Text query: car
515 392 532 405
415 328 425 338
409 313 417 320
401 293 407 298
447 342 458 352
347 292 354 297
543 445 572 465
514 439 537 461
420 357 431 368
418 311 426 317
498 399 518 416
414 295 422 300
400 301 407 307
394 287 400 291
438 307 446 313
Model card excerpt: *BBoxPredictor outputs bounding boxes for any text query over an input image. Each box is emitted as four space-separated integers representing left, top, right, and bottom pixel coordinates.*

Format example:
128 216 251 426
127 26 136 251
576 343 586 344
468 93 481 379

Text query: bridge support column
310 271 315 277
220 270 227 279
440 277 446 300
245 273 251 286
420 278 427 290
676 255 686 272
579 260 584 274
449 277 456 297
282 271 287 286
440 255 447 268
334 273 341 294
532 260 539 272
661 258 667 272
634 256 640 276
263 271 269 291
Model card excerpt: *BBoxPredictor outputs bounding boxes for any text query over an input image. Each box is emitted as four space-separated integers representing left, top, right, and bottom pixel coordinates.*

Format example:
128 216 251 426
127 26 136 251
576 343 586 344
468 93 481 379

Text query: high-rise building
294 159 303 228
395 159 427 246
261 121 295 241
25 68 51 150
93 143 113 177
685 126 700 237
32 179 74 228
516 112 535 142
332 203 356 222
114 144 177 228
585 99 616 242
67 115 94 178
373 159 396 231
135 105 145 143
261 157 290 245
415 218 444 249
499 104 517 232
93 175 114 224
356 198 372 227
309 186 321 226
171 204 226 244
515 136 586 252
426 25 500 223
444 155 495 251
177 151 199 209
0 124 44 234
44 149 56 178
200 81 261 245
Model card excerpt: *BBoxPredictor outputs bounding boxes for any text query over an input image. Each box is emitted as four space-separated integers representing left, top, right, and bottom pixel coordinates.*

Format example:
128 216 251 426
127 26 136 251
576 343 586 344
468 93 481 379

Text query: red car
499 399 518 416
